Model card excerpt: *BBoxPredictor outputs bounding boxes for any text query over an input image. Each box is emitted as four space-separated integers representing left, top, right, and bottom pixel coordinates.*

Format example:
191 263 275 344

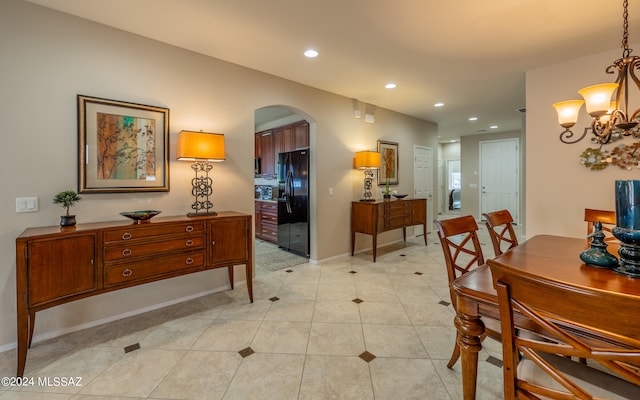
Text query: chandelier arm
591 120 613 144
560 127 588 144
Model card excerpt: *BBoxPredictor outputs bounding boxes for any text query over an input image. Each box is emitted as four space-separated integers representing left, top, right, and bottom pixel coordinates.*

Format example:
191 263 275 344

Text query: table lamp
176 131 225 216
354 150 380 201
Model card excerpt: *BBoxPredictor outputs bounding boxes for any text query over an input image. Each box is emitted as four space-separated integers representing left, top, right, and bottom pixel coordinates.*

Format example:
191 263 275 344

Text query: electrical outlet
16 197 38 213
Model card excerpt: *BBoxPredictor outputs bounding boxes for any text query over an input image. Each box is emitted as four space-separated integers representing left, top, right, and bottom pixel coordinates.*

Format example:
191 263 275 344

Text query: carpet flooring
255 240 309 271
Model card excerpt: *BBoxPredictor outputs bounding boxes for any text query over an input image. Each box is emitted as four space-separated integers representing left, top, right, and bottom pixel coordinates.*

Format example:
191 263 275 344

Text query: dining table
450 234 640 400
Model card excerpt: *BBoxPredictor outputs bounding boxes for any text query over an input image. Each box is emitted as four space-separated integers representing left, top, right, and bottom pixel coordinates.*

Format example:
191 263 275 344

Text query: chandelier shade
577 83 619 118
552 100 584 128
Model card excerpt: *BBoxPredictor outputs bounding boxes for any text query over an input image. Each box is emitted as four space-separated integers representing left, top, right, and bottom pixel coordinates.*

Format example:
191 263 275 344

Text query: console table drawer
103 222 205 242
384 202 411 216
385 215 412 230
103 234 205 261
104 251 205 286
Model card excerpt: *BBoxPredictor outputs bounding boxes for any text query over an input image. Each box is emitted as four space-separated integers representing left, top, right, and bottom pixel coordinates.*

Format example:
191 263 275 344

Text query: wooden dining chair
490 261 640 400
482 209 518 257
434 215 501 368
584 208 616 243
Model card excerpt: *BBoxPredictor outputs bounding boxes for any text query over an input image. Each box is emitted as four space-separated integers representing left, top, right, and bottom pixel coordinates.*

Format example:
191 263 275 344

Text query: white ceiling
25 0 640 142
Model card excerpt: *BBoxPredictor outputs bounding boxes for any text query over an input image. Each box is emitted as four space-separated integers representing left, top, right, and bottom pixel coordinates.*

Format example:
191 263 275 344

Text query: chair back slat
483 209 518 257
434 216 485 304
584 208 616 243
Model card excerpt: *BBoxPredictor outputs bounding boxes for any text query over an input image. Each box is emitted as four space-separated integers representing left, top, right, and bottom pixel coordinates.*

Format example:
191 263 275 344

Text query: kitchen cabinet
255 200 278 243
15 212 252 376
256 130 274 176
256 120 309 176
293 121 309 150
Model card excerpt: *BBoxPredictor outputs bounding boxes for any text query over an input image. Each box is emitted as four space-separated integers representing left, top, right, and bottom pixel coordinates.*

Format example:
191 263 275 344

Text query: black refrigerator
277 149 310 258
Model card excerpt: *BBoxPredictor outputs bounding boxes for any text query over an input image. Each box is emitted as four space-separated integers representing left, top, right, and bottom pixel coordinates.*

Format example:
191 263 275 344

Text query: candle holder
612 180 640 278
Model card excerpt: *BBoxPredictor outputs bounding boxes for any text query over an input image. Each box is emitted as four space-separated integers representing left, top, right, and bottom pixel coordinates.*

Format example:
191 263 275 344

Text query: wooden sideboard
351 199 427 261
15 211 252 376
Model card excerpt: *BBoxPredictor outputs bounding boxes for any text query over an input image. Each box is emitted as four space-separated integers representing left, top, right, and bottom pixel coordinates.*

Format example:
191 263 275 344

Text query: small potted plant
383 178 391 199
53 190 81 226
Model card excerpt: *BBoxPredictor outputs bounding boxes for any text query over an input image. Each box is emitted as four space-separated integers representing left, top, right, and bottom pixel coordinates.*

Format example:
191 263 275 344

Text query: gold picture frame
78 95 170 193
377 140 399 185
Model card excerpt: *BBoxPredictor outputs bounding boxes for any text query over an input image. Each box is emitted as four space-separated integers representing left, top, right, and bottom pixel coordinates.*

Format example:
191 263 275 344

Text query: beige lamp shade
354 151 380 169
176 131 225 161
578 83 619 118
552 100 584 128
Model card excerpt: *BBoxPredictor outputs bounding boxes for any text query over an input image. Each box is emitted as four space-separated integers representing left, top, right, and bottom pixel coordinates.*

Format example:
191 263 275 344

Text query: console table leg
422 223 427 246
246 262 253 303
227 266 234 289
372 233 378 262
16 311 31 376
402 227 407 242
351 231 356 256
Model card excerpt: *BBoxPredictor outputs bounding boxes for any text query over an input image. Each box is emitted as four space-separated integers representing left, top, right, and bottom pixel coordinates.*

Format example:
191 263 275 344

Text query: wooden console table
15 211 252 376
351 199 427 261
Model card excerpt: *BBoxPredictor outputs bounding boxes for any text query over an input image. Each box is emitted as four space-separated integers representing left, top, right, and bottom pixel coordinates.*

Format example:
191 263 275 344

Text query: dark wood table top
453 234 640 303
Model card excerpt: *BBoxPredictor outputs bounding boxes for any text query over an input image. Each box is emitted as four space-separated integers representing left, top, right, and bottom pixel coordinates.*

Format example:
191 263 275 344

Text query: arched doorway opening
254 105 314 273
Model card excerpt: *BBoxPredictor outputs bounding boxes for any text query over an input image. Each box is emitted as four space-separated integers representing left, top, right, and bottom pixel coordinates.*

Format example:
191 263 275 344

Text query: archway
254 105 315 272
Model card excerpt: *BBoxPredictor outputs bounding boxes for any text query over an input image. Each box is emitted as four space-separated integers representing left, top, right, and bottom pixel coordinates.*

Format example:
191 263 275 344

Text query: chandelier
553 0 640 170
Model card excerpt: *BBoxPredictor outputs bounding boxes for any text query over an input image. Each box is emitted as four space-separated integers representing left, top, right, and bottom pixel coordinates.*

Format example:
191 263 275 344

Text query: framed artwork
377 140 399 185
78 95 170 193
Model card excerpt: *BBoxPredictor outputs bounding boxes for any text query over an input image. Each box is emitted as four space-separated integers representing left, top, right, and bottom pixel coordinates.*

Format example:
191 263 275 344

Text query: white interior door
437 158 444 214
414 145 434 233
480 139 519 223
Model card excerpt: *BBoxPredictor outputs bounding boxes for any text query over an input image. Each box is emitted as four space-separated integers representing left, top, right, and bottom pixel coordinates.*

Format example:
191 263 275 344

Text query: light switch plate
16 197 38 213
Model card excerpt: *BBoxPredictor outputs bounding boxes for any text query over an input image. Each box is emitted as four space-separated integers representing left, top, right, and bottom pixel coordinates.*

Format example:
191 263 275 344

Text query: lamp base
187 211 218 217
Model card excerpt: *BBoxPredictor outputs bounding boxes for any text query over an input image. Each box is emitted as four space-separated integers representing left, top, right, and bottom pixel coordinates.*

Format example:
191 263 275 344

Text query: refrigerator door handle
286 170 293 214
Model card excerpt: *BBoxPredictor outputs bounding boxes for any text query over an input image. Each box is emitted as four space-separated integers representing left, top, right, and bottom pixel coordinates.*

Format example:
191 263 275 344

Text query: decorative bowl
120 210 161 224
393 194 408 199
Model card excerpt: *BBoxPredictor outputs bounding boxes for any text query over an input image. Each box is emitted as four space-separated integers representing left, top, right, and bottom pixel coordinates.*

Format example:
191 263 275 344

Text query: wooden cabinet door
293 121 309 149
27 233 97 306
209 217 248 265
411 199 427 225
257 130 274 176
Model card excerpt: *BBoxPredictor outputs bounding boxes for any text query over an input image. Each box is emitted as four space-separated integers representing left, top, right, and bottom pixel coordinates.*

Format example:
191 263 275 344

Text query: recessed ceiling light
490 125 498 129
434 102 445 107
304 49 318 58
450 140 456 143
385 82 397 89
469 117 478 121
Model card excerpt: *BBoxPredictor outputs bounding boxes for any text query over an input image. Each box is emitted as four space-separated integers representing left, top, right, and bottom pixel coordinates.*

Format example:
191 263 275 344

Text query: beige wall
0 0 437 350
459 130 524 221
526 44 640 239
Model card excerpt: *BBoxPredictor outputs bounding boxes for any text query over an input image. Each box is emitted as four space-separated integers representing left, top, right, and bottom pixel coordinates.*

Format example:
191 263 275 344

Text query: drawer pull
185 239 194 247
122 268 133 277
211 241 216 247
122 248 132 256
185 257 194 265
122 232 132 240
186 225 194 233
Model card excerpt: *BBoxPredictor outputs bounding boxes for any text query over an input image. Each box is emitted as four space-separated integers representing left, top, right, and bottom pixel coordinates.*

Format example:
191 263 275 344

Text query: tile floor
0 213 514 400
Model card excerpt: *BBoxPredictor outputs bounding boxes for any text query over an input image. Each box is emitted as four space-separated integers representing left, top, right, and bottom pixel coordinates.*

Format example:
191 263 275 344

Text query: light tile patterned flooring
0 214 515 400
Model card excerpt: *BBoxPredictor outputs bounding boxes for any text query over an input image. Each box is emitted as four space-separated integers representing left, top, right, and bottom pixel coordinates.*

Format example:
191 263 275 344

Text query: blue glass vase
612 180 640 278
